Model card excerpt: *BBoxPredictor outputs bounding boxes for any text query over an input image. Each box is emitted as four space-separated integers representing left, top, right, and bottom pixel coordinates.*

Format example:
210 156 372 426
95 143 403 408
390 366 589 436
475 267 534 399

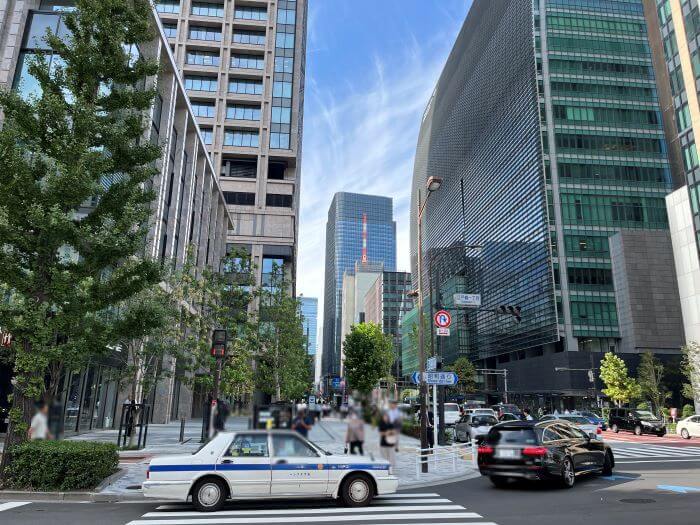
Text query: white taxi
143 430 398 512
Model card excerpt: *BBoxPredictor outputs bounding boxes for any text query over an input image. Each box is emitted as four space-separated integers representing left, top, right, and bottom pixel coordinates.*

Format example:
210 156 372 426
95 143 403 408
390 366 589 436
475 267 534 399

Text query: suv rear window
486 428 538 445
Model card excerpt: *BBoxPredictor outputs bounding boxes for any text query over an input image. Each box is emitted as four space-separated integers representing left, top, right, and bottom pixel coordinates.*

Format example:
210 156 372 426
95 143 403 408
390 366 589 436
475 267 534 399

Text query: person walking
292 408 313 438
344 409 365 455
28 402 52 440
523 408 534 421
387 400 403 452
378 412 398 466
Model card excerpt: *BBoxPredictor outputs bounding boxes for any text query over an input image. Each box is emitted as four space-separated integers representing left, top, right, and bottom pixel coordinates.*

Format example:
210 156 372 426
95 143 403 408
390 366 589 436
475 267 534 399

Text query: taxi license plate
495 449 519 459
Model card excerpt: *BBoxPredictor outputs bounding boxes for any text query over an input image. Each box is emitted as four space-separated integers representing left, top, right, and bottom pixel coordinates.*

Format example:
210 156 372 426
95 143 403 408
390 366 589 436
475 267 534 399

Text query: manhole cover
620 498 655 504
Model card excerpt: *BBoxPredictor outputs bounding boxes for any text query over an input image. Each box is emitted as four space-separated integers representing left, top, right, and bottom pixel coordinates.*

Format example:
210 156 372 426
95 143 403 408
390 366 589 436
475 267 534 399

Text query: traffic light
496 305 522 322
210 329 227 357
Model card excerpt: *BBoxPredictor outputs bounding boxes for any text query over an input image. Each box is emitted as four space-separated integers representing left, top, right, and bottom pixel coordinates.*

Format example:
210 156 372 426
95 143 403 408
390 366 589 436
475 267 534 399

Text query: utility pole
210 329 227 438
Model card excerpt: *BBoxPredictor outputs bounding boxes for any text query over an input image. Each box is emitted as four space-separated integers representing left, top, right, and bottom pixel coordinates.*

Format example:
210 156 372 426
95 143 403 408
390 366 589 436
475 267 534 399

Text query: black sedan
478 419 614 488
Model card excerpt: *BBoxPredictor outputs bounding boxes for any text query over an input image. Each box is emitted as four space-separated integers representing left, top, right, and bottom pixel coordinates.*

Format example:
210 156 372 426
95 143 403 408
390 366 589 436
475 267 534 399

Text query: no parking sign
434 310 451 328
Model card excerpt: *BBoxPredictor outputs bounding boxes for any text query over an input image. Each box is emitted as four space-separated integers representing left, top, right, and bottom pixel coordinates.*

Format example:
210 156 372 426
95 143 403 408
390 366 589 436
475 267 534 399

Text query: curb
0 489 147 503
398 469 481 489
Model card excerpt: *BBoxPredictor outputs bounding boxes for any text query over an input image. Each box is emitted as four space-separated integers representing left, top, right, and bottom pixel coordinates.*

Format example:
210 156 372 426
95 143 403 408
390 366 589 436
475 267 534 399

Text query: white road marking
0 502 31 512
616 458 700 464
154 499 451 511
143 504 466 518
376 493 440 498
127 513 482 525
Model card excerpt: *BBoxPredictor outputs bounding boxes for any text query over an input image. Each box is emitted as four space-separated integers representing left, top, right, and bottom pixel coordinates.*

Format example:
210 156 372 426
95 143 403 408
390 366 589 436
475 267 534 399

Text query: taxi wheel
602 451 613 476
681 428 690 439
192 477 227 512
340 474 374 507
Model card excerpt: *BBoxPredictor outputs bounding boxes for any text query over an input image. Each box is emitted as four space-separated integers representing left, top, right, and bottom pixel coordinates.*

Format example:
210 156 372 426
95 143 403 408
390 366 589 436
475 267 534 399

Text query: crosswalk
126 493 497 525
610 444 700 459
0 502 31 512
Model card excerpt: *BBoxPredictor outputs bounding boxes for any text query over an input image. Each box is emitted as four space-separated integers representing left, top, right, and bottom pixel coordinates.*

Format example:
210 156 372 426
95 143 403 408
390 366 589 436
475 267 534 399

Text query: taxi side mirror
588 432 597 440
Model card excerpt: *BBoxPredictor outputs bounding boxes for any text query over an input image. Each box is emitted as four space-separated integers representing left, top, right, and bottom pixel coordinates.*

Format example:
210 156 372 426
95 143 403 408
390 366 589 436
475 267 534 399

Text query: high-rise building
411 0 684 409
298 296 318 380
321 193 397 385
155 0 307 291
0 1 233 430
363 271 413 380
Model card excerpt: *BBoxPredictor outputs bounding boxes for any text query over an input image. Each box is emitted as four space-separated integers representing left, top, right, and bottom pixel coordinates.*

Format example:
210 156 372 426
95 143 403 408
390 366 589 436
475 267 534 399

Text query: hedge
3 440 119 491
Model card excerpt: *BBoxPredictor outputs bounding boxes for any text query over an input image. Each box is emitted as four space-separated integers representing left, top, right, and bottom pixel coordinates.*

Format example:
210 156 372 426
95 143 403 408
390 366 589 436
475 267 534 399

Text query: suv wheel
681 428 690 439
611 423 619 433
561 458 575 488
634 425 642 436
192 477 227 512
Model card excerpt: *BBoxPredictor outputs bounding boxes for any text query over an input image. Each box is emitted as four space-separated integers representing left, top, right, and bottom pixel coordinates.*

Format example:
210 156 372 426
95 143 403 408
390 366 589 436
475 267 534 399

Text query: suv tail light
478 445 494 455
522 447 548 457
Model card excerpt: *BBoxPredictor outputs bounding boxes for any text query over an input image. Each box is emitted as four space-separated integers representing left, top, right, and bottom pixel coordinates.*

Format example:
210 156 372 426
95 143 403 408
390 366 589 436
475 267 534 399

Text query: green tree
0 0 160 479
343 322 394 396
445 357 477 396
681 342 700 411
599 352 642 406
637 351 670 414
256 264 310 401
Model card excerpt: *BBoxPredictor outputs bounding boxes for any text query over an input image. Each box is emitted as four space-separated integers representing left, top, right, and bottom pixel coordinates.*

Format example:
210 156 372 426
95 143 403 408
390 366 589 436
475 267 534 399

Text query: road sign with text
436 327 450 336
453 293 481 308
411 371 458 386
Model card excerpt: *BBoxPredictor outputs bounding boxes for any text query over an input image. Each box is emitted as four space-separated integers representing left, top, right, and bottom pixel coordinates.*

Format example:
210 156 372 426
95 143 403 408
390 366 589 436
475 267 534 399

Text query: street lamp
414 175 442 472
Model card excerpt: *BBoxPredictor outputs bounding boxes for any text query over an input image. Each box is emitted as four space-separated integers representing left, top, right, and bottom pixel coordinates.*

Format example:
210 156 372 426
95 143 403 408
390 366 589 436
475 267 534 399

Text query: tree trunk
0 342 37 487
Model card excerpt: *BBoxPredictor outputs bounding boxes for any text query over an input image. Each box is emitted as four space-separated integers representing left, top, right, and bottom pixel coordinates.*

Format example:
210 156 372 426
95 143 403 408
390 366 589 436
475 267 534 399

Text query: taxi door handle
275 459 288 464
222 459 234 464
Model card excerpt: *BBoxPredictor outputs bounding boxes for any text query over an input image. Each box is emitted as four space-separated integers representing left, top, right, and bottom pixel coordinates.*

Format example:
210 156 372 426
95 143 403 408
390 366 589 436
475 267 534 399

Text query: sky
296 0 472 360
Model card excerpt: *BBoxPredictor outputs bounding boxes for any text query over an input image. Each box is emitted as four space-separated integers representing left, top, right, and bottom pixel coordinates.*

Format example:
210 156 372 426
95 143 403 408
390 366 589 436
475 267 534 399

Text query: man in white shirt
28 402 52 440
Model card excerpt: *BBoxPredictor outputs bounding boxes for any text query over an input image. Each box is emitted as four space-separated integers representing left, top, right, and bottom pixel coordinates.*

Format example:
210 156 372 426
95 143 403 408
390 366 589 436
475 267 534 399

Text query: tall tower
321 193 397 385
155 0 307 290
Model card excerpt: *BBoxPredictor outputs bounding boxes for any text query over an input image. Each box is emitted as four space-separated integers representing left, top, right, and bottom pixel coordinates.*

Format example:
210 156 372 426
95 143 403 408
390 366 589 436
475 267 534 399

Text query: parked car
540 415 602 440
478 420 614 488
443 403 462 426
143 430 398 511
455 413 498 443
609 408 666 436
677 415 700 439
499 412 520 422
577 411 607 431
466 408 498 418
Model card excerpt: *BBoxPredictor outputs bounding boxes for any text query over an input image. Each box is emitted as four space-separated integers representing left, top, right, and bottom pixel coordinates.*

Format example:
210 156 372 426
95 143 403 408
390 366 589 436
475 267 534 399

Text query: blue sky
297 0 472 327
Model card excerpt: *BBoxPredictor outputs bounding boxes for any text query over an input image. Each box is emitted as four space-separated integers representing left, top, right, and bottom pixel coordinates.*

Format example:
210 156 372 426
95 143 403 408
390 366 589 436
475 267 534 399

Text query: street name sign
453 293 481 308
411 371 458 386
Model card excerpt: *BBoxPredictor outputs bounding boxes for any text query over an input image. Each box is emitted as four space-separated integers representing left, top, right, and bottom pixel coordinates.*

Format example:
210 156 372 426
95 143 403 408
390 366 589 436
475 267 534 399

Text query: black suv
609 408 666 436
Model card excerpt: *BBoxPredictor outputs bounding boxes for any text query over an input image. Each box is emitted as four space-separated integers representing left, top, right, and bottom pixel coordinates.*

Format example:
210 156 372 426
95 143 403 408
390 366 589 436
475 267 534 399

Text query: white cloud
297 3 467 366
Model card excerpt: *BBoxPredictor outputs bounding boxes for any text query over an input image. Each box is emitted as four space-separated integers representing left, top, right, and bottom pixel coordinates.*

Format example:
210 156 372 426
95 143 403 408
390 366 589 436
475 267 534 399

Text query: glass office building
321 193 396 383
412 0 677 408
299 296 318 380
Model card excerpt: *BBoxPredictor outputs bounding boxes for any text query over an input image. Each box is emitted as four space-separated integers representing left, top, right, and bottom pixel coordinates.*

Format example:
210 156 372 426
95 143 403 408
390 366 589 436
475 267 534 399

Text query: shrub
682 404 696 418
636 401 650 410
4 440 118 491
401 420 420 438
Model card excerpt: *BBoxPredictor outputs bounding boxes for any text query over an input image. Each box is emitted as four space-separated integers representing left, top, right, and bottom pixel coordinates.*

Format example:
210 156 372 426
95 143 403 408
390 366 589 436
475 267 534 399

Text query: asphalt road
1 448 699 525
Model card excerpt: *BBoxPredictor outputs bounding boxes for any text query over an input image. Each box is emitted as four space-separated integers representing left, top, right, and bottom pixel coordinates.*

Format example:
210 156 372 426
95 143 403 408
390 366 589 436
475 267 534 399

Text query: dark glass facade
322 193 396 380
411 0 674 406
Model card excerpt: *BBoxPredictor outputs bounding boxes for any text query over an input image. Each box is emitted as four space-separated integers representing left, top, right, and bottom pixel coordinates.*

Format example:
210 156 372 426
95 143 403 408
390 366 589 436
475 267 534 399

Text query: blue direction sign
411 371 458 386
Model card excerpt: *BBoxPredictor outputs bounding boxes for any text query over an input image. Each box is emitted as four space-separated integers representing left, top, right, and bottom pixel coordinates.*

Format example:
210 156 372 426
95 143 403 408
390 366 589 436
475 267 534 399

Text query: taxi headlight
388 465 394 476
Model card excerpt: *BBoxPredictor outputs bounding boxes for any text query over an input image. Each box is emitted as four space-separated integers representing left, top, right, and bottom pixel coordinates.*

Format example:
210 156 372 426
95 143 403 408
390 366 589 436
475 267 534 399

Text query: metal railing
414 441 476 478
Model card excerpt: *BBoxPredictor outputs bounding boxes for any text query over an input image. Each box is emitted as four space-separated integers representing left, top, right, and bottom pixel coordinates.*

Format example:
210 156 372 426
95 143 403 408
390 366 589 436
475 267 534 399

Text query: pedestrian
378 412 398 466
214 398 229 432
523 408 534 421
387 400 403 451
292 408 313 438
28 402 52 440
427 409 435 449
344 409 365 455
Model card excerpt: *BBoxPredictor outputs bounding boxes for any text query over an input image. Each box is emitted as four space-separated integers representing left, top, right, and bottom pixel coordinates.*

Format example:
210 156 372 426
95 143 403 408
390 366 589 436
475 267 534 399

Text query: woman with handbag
344 409 365 455
378 411 398 466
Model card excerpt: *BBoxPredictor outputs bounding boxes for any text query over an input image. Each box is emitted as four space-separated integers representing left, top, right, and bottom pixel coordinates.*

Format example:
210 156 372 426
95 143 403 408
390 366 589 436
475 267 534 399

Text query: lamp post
410 175 442 473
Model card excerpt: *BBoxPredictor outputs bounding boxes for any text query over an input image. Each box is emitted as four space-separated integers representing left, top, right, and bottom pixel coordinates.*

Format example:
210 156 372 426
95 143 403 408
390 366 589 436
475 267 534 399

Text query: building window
191 102 216 118
224 191 256 206
271 106 291 123
191 1 224 17
221 158 257 178
162 22 178 38
231 53 264 69
189 26 221 41
186 50 220 66
224 130 260 147
268 162 286 180
228 78 263 95
270 132 290 149
683 143 699 171
200 127 214 145
266 193 292 207
226 104 261 120
155 0 180 14
277 8 296 24
184 75 217 92
233 30 266 45
234 6 267 21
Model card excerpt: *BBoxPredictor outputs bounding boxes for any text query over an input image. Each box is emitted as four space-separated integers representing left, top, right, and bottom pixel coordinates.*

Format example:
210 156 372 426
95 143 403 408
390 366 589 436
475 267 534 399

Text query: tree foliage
0 0 161 478
255 263 310 401
599 352 641 406
636 351 670 413
445 357 477 395
343 322 394 396
681 342 700 410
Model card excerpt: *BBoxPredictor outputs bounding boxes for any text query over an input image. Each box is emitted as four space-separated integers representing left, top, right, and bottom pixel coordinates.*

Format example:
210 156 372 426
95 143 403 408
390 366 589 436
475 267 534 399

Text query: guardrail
414 441 477 478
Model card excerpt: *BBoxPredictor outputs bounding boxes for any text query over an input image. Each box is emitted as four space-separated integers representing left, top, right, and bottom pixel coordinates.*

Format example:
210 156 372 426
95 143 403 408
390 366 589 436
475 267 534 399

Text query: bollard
179 417 186 443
